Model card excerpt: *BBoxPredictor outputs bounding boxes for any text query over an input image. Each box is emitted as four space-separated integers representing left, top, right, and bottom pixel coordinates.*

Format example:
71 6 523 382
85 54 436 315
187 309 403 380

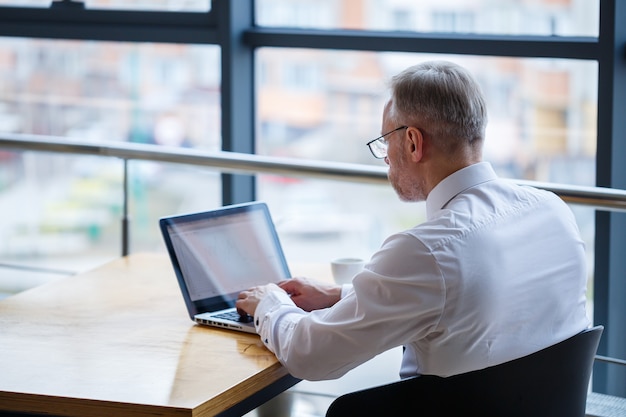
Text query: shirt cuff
254 290 297 349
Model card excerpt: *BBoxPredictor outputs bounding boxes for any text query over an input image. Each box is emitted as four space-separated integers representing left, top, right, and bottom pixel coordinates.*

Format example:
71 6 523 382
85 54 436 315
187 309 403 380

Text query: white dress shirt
254 162 590 381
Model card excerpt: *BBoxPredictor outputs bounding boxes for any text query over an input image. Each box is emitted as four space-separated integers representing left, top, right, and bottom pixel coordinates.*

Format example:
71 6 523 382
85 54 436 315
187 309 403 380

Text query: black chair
326 326 603 417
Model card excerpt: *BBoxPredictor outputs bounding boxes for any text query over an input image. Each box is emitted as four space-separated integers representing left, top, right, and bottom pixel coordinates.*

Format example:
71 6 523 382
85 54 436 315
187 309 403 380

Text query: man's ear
406 127 424 162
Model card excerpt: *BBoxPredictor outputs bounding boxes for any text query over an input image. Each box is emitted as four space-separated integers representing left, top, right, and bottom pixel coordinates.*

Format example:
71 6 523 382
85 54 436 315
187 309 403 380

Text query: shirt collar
426 162 498 220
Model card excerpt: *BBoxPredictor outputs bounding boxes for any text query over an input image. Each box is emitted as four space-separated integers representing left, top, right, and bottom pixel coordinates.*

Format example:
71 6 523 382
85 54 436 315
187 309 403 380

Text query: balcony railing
3 133 626 210
2 132 626 260
2 132 626 256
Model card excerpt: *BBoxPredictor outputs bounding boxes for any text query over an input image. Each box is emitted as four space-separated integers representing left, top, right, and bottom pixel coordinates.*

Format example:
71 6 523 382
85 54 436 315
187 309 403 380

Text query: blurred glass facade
0 1 602 293
0 39 221 284
256 0 598 36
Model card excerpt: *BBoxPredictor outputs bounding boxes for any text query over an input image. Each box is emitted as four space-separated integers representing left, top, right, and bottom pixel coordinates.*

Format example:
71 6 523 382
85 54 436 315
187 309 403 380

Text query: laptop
159 201 291 334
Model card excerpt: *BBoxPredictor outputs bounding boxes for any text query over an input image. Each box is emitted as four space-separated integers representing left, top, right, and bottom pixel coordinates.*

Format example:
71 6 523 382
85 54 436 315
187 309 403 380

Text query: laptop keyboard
214 310 254 324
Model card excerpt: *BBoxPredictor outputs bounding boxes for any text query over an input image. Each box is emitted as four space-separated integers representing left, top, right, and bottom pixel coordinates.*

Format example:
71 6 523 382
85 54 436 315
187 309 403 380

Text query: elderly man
236 60 590 381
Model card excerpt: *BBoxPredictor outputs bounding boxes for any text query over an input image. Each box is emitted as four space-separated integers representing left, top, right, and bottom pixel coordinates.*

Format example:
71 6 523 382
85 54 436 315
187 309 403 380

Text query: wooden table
0 253 302 417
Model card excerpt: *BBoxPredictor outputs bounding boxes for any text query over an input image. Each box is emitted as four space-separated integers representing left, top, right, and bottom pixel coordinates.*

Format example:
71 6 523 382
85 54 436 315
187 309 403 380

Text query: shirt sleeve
254 232 445 381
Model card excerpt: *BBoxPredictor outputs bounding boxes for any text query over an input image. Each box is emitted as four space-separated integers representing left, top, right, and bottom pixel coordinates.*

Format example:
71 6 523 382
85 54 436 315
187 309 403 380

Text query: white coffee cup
331 257 366 285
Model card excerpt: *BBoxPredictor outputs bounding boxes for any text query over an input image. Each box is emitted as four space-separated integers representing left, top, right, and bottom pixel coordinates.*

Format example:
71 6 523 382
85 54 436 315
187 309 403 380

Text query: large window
0 0 623 396
0 37 221 276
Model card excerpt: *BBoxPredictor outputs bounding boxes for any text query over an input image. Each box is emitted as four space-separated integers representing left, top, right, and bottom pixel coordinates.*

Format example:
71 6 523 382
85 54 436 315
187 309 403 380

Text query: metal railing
0 133 391 185
2 133 626 209
3 132 626 257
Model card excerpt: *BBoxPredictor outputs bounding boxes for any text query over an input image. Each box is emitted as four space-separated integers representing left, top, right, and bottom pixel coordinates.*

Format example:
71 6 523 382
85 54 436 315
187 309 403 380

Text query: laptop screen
160 202 291 319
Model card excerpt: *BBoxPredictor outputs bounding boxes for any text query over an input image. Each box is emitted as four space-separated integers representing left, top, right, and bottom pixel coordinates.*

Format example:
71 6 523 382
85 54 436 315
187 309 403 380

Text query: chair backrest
326 326 603 417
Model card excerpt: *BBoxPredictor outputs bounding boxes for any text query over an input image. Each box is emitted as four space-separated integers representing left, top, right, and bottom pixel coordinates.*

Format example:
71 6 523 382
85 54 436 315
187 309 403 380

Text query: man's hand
236 283 284 317
278 277 342 312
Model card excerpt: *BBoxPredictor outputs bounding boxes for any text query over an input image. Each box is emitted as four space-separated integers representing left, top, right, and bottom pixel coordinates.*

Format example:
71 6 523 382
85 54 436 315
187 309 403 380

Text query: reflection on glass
256 0 599 37
0 38 221 294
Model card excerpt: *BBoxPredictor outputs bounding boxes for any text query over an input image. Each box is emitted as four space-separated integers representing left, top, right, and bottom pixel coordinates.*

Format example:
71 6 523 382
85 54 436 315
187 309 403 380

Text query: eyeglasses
366 126 408 159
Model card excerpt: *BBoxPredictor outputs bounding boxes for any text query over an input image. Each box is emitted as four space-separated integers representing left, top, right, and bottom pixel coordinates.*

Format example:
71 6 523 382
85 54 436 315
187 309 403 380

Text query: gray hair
388 61 487 151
